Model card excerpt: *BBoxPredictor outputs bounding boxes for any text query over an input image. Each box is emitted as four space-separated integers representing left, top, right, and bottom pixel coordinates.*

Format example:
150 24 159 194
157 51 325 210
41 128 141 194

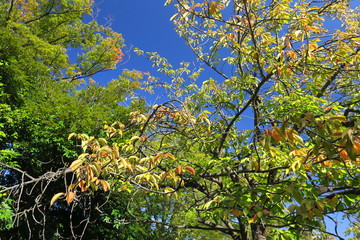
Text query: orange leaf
185 166 196 175
79 180 87 192
152 152 163 162
286 68 294 74
66 191 75 205
339 149 350 161
271 131 282 142
324 160 332 167
101 180 110 192
353 141 360 154
67 184 76 191
285 37 291 49
262 210 270 214
329 117 347 122
285 50 297 60
175 165 183 175
265 129 272 135
232 209 240 217
208 2 218 15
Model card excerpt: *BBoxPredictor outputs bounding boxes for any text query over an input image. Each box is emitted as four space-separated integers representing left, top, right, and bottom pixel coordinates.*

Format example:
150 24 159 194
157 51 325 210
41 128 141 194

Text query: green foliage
0 197 13 231
0 0 144 239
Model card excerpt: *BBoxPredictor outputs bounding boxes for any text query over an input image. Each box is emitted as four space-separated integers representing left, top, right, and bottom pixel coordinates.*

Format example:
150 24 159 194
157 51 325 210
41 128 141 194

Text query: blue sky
93 0 195 86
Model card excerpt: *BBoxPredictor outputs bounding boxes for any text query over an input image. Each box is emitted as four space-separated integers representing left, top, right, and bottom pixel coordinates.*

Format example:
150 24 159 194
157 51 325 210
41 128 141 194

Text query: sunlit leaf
50 192 65 206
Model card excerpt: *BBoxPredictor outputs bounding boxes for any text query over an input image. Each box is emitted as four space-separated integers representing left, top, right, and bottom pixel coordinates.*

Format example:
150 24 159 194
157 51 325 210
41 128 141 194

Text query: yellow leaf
68 133 76 140
69 159 83 171
50 192 65 206
164 152 175 160
130 136 140 142
164 0 174 6
253 160 260 171
169 13 178 21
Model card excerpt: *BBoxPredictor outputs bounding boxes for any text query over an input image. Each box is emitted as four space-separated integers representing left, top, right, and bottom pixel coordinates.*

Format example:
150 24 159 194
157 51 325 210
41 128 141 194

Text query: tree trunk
251 224 266 240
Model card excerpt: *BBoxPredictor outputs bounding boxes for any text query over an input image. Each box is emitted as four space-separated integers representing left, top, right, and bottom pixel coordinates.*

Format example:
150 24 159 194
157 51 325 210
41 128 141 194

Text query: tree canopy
1 0 360 239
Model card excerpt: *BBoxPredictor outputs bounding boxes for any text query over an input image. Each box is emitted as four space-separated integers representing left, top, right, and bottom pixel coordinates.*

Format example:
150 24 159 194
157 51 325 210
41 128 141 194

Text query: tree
60 0 359 239
2 0 360 239
0 0 143 239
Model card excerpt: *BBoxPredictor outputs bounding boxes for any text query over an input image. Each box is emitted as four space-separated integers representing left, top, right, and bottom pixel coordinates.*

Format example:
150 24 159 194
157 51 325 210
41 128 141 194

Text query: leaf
152 152 163 162
68 133 76 140
248 213 257 224
231 209 240 217
164 0 174 6
208 2 218 15
353 141 360 154
78 153 89 161
101 180 110 192
339 149 350 161
185 166 196 175
272 131 282 142
164 187 175 193
130 136 140 142
287 205 296 213
169 13 178 21
50 192 65 206
243 207 249 216
204 200 214 209
79 180 87 192
98 138 108 146
175 165 183 175
293 134 304 144
164 152 175 160
69 159 83 171
66 191 75 205
329 116 347 122
262 210 271 214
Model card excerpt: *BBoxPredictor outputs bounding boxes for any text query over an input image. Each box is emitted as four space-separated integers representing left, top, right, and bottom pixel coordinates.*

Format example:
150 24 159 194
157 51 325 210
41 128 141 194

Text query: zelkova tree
58 0 360 239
